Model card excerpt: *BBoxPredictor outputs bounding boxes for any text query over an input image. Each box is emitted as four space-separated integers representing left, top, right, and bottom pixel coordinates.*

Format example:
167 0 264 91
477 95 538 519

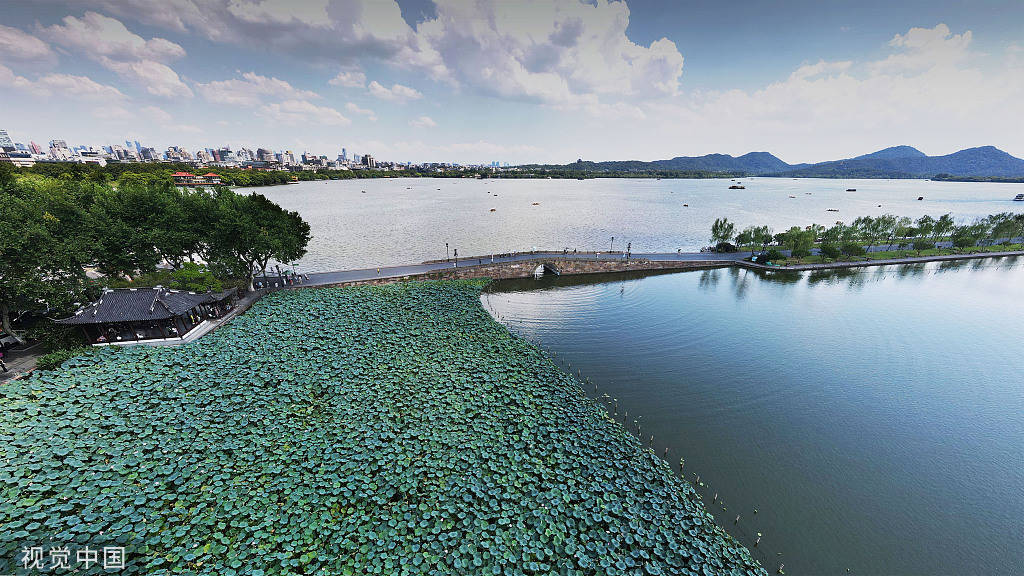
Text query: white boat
1014 193 1024 201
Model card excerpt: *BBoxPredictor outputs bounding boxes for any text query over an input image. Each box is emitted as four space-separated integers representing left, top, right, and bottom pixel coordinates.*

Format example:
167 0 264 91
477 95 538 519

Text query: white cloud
329 70 367 88
1 63 126 100
409 115 437 128
259 99 351 126
639 23 1023 162
0 24 55 64
198 71 320 106
40 12 192 99
345 102 377 121
367 80 422 102
103 58 193 98
78 0 420 64
42 12 186 62
413 0 684 106
872 23 972 73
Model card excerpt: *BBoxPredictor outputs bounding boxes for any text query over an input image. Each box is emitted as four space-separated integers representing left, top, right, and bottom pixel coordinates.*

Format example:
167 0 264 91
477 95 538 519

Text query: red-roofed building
172 172 221 186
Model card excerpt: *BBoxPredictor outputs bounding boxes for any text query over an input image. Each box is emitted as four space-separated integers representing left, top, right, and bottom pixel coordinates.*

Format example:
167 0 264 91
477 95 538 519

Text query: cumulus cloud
101 59 193 98
409 115 437 128
345 102 377 121
367 81 422 102
329 70 367 88
259 99 351 126
41 12 186 61
1 63 126 100
70 0 680 112
0 24 55 64
77 0 421 65
872 23 973 73
414 0 684 106
39 12 192 99
198 71 320 106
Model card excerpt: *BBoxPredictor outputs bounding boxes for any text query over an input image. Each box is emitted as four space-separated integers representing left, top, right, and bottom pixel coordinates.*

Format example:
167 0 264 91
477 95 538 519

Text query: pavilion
56 287 235 344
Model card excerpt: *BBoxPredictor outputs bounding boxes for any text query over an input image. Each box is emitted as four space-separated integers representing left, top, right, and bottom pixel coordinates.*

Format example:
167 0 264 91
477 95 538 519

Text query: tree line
0 164 310 340
711 212 1024 259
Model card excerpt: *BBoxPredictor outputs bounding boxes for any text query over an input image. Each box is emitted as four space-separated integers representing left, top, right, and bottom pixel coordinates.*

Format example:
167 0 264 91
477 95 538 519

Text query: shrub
841 242 866 257
791 247 812 258
35 347 92 371
820 244 842 259
27 323 86 353
913 240 934 253
714 242 738 253
171 262 223 292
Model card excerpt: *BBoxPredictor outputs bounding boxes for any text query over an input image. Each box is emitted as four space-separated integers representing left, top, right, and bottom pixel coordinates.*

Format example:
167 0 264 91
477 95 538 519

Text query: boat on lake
1014 193 1024 201
729 185 745 189
846 188 856 191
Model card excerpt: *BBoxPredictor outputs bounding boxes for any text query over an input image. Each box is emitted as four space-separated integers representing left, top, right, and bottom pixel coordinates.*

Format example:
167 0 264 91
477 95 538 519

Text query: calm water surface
485 260 1024 575
247 177 1024 271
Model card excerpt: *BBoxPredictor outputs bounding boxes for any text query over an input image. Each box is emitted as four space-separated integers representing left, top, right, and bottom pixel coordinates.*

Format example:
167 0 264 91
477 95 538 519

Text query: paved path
304 251 744 286
0 341 44 382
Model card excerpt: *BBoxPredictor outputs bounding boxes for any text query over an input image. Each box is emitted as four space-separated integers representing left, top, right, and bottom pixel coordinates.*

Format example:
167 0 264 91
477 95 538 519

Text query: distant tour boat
1014 194 1024 201
918 196 924 200
846 188 856 192
827 208 839 212
729 185 745 189
788 195 796 198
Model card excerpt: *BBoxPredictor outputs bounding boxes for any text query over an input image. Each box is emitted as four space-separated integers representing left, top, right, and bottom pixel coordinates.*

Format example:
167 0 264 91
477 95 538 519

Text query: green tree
710 217 736 247
778 226 815 258
207 191 311 290
735 227 756 256
0 174 93 341
752 226 774 254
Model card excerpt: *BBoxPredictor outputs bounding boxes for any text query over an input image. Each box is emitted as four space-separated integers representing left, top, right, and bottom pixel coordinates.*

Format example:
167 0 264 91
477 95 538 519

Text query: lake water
484 260 1024 575
247 177 1024 271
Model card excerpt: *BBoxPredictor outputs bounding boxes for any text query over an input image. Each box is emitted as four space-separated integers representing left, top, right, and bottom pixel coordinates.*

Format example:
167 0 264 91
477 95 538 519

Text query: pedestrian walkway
0 341 44 382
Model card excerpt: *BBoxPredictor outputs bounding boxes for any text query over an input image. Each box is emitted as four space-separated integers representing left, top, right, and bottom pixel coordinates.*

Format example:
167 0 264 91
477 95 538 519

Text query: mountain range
560 146 1024 179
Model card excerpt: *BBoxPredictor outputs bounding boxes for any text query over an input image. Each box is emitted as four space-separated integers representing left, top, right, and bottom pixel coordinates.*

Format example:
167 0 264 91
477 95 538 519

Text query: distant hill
540 145 1024 179
852 145 928 160
776 146 1024 178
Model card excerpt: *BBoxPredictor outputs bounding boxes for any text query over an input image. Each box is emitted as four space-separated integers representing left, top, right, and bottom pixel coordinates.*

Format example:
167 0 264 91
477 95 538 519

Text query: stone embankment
320 258 725 288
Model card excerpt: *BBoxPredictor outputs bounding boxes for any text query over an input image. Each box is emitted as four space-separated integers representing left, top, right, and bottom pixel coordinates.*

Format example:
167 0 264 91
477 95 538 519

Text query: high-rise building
341 147 347 162
361 154 376 169
0 129 15 152
29 141 42 154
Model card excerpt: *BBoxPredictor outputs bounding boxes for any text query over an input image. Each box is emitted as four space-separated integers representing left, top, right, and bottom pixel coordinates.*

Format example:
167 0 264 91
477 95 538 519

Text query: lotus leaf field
1 280 764 575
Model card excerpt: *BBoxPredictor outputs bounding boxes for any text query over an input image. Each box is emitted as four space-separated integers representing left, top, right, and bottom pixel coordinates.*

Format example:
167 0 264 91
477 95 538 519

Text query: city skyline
2 1 1024 164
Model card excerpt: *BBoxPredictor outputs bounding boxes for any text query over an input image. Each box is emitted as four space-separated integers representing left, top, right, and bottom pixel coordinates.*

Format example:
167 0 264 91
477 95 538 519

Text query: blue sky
1 0 1023 164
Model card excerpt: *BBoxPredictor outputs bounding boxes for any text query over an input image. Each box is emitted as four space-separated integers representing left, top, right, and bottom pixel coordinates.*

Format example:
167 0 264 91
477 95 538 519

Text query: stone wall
422 258 724 281
312 258 725 289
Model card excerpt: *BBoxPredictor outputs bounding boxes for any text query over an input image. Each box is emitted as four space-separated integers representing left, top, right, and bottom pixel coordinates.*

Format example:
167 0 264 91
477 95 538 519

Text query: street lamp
610 236 615 251
446 242 449 262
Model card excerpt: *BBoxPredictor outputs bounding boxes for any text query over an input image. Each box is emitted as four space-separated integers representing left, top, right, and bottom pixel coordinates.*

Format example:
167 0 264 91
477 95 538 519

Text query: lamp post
446 242 450 262
610 236 615 251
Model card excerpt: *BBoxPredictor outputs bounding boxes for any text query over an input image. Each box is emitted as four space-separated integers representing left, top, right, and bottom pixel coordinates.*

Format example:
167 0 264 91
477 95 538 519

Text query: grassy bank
1 280 763 575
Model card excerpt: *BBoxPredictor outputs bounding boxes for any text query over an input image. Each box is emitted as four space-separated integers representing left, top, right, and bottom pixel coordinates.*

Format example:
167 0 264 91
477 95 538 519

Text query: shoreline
735 249 1024 272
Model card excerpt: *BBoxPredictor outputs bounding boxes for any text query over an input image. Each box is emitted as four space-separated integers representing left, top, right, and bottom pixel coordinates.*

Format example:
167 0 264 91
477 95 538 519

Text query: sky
1 0 1023 164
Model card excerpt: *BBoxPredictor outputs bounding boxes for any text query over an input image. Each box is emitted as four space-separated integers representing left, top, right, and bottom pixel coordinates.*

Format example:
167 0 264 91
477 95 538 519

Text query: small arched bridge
532 262 561 278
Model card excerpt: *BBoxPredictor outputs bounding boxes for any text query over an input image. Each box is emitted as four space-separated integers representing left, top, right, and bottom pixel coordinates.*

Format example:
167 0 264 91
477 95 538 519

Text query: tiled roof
56 288 233 325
